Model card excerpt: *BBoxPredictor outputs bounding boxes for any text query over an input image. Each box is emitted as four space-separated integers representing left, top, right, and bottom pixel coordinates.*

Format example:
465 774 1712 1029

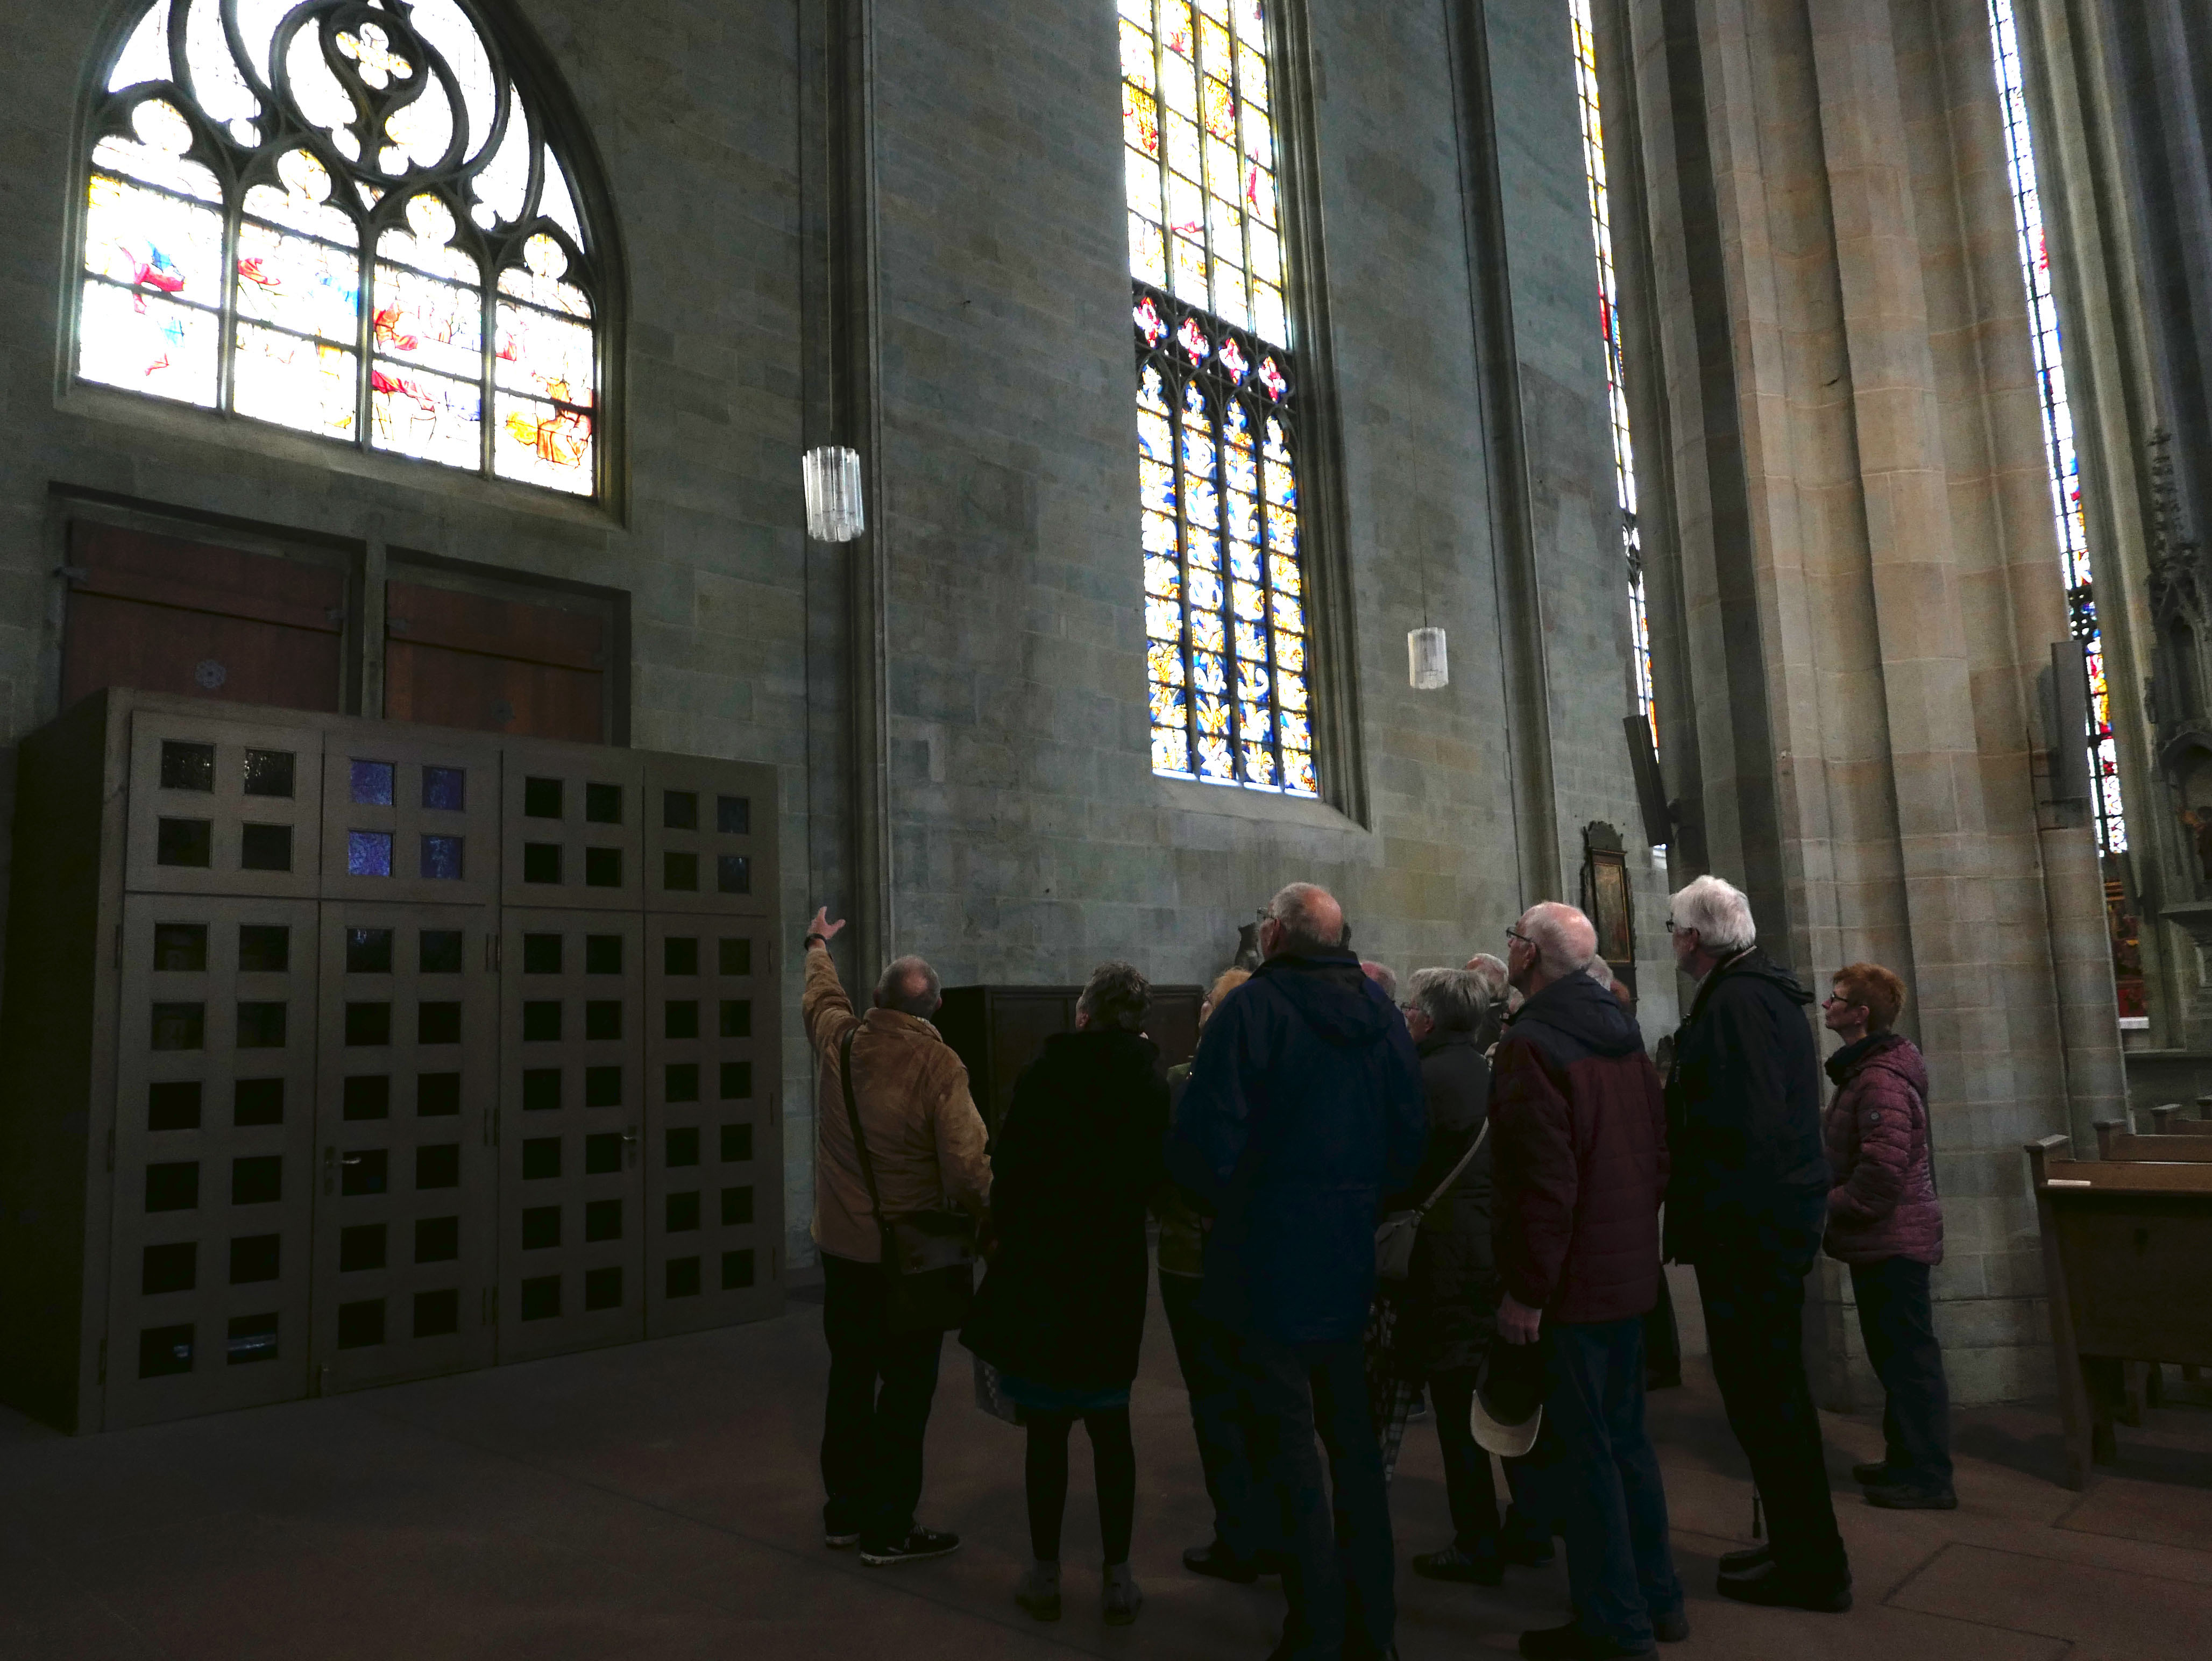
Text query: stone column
1621 0 2126 1405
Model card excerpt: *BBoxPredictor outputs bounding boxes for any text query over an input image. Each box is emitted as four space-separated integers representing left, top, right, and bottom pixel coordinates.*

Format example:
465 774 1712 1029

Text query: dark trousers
1644 1270 1683 1386
1160 1269 1263 1557
1427 1367 1543 1555
1241 1332 1395 1660
1696 1256 1849 1586
1850 1256 1954 1490
1532 1319 1683 1646
820 1252 945 1546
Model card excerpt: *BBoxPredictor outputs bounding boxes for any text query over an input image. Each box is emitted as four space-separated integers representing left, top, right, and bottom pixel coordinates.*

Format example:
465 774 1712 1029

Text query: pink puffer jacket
1822 1033 1942 1266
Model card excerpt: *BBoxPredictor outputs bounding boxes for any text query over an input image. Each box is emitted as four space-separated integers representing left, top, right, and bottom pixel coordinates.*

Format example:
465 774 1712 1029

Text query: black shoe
824 1528 860 1549
1651 1610 1690 1644
1864 1482 1958 1510
1412 1543 1504 1585
1517 1622 1656 1660
1182 1540 1260 1584
1714 1561 1852 1613
859 1526 960 1566
1716 1542 1770 1574
1852 1459 1893 1486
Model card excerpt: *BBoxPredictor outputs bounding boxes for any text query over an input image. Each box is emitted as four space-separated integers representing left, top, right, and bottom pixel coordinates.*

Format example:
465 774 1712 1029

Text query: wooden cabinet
0 689 782 1432
937 983 1204 1138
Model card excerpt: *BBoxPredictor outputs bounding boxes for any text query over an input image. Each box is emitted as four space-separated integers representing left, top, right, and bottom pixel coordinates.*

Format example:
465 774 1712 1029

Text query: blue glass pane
421 835 464 881
348 830 393 877
350 761 395 805
421 766 466 811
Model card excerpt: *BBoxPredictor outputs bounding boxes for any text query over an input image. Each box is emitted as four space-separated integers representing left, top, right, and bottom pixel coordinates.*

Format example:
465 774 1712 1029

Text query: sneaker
1716 1542 1770 1574
824 1528 860 1549
1852 1459 1894 1486
1651 1610 1690 1644
1015 1563 1061 1621
1182 1539 1260 1583
1863 1482 1958 1511
1713 1561 1852 1613
1413 1543 1505 1586
823 1504 861 1549
860 1526 961 1566
1517 1622 1656 1660
1103 1563 1144 1626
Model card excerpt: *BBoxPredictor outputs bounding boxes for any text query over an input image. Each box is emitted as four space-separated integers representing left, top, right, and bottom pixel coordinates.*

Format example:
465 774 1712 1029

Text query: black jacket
1664 949 1829 1266
961 1027 1169 1389
1169 951 1428 1344
1386 1030 1496 1376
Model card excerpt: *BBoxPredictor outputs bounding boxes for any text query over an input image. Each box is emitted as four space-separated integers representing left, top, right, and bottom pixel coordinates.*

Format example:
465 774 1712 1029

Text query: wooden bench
2147 1099 2212 1135
2025 1135 2212 1487
2095 1121 2212 1162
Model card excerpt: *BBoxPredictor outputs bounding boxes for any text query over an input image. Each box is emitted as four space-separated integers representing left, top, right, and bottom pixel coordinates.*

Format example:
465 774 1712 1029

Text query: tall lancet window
77 0 604 496
1122 0 1314 797
1568 1 1657 764
1988 1 2126 853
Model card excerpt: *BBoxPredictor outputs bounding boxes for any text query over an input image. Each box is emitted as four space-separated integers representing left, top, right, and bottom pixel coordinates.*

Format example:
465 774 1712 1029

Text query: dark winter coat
1822 1032 1943 1267
1489 972 1669 1325
1169 950 1428 1345
961 1027 1169 1390
1664 949 1830 1268
1387 1030 1497 1375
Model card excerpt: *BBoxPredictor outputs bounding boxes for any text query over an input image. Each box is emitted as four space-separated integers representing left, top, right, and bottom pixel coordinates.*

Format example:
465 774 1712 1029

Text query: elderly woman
1821 962 1954 1509
962 962 1168 1624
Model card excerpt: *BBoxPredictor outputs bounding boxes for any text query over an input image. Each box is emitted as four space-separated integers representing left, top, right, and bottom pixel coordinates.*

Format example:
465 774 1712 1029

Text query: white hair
1465 953 1509 1005
1670 874 1756 955
1522 903 1597 979
1585 957 1614 990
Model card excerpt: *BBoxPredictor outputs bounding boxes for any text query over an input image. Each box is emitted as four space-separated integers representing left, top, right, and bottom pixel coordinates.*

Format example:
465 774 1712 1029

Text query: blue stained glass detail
1193 651 1229 693
1235 619 1267 661
1229 542 1262 583
1147 597 1183 639
1225 446 1258 494
348 830 393 876
1188 528 1221 569
421 766 465 811
350 761 395 805
1192 611 1226 652
1189 570 1225 612
1187 477 1220 528
1180 425 1217 477
1138 409 1173 460
420 835 464 881
1225 492 1259 543
1232 580 1265 621
1140 459 1177 514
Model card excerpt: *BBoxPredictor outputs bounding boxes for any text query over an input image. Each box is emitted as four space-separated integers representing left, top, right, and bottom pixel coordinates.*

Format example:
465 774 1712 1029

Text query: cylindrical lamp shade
803 445 866 543
1408 625 1449 690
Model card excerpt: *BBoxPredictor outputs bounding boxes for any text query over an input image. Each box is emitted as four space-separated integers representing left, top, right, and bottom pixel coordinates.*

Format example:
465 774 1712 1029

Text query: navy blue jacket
1664 949 1830 1266
1169 950 1427 1344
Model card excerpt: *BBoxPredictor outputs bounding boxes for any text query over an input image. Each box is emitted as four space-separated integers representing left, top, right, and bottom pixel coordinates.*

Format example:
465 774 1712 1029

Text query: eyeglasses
1821 994 1864 1010
1505 926 1532 947
1665 920 1689 935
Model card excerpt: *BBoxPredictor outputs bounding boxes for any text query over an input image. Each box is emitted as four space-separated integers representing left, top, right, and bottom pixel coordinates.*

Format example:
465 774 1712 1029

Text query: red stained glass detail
1258 357 1287 401
1135 294 1167 345
1217 334 1249 382
1178 315 1209 364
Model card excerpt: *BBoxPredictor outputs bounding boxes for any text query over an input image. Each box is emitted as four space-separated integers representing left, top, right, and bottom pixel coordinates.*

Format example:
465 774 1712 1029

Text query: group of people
797 871 1955 1661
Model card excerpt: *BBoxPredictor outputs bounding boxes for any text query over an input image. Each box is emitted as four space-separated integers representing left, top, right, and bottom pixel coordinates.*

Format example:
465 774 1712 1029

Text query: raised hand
809 906 847 942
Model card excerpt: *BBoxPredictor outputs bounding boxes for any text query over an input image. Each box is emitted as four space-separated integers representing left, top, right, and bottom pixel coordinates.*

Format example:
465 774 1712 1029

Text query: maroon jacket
1490 972 1669 1324
1822 1032 1942 1266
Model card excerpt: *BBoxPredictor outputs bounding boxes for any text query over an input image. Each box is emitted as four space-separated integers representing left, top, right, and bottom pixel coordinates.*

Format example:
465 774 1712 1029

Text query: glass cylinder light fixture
1409 625 1449 691
803 445 866 543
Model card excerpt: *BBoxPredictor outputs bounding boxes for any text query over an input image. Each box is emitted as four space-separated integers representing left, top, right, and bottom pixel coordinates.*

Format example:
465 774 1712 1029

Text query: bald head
1264 882 1344 958
1520 903 1597 983
873 955 941 1018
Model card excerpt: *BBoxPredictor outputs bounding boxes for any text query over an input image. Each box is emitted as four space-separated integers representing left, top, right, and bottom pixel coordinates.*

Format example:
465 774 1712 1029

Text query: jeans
820 1252 945 1546
1528 1320 1683 1646
1160 1268 1263 1557
1240 1332 1396 1660
1850 1256 1954 1491
1696 1254 1849 1586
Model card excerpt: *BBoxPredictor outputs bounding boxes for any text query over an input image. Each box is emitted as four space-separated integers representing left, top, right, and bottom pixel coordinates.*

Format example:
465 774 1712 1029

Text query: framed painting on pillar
1581 821 1635 996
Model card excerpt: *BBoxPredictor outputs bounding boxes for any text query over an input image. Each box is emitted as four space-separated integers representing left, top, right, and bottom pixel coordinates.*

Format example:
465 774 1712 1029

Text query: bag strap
839 1028 888 1223
1415 1119 1490 1217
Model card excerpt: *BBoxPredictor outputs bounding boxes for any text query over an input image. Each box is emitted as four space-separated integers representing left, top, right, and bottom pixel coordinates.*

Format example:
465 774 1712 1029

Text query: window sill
1153 774 1369 835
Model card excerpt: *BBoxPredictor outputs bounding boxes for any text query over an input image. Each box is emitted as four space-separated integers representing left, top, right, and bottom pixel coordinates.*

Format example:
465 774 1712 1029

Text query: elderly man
1173 882 1427 1661
1493 904 1684 1660
803 907 990 1567
1664 876 1849 1612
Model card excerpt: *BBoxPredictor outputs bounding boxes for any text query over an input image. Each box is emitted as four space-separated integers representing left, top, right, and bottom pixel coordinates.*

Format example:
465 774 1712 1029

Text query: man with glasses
1663 876 1849 1613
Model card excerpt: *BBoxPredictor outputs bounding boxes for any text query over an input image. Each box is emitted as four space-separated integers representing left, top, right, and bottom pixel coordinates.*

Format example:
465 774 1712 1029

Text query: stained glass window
1569 2 1658 772
77 1 602 496
1124 0 1313 796
1988 1 2126 853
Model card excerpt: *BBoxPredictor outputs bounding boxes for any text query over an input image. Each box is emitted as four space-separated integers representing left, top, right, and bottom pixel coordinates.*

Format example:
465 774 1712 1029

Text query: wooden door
64 522 344 714
310 903 499 1391
385 580 606 742
644 915 779 1336
107 895 319 1428
496 908 647 1360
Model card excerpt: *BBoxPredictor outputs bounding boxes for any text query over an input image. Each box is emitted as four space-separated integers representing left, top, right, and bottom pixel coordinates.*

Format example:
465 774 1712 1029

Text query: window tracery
79 0 602 496
1123 0 1314 797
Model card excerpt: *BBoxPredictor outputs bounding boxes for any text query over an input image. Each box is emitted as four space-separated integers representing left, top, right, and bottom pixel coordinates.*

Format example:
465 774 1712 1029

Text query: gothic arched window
1123 0 1314 797
77 1 605 496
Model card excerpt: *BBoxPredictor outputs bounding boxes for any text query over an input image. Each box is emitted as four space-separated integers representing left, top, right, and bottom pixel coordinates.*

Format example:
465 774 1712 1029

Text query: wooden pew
2095 1121 2212 1162
2025 1135 2212 1488
2147 1099 2212 1135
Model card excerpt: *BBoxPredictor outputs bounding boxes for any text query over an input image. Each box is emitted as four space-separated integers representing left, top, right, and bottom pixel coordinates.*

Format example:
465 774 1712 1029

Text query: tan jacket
804 943 990 1264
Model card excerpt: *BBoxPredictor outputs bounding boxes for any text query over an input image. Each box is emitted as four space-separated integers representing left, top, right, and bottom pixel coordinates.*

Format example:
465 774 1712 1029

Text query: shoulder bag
1374 1120 1490 1281
840 1028 977 1333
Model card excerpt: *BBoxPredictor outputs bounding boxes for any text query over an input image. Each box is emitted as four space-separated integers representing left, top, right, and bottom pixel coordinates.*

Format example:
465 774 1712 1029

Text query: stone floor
3 1267 2208 1659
